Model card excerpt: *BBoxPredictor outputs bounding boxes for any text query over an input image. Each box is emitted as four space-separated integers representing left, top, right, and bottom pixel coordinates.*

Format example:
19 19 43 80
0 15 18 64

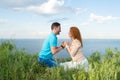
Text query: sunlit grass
0 41 120 80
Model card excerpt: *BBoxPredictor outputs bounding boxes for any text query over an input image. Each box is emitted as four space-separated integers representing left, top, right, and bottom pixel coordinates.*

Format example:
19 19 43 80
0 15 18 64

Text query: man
38 22 64 67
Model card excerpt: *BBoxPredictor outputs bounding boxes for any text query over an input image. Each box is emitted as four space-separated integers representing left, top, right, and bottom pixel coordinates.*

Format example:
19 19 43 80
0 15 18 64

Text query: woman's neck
71 37 74 41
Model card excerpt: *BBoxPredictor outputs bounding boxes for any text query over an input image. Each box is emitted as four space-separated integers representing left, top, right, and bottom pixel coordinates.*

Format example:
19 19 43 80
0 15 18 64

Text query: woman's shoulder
73 39 80 43
72 39 81 45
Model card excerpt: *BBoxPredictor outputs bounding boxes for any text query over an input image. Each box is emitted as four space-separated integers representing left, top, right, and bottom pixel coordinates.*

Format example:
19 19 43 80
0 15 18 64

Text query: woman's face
68 31 72 38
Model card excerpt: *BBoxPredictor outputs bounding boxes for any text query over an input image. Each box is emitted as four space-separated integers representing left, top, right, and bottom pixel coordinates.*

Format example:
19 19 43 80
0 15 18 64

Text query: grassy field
0 41 120 80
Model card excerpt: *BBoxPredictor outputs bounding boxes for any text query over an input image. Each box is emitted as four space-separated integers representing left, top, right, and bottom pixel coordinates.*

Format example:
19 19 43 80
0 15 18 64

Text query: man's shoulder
49 32 57 39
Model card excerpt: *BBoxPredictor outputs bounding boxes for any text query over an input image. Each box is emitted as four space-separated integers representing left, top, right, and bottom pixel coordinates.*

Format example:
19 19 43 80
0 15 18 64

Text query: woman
60 27 89 71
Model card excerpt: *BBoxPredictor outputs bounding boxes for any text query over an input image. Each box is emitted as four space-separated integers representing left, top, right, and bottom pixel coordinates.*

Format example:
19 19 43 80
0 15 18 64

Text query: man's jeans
38 57 58 67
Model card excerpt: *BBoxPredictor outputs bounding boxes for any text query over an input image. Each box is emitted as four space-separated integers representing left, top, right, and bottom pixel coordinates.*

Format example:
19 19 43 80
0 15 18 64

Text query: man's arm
51 46 63 54
51 42 65 54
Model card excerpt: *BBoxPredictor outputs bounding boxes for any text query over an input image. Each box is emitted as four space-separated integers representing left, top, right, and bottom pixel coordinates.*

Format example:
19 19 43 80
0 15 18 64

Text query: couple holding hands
38 22 88 71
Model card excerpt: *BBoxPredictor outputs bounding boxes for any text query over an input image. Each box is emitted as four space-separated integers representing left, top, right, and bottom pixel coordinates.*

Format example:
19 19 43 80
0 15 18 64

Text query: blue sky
0 0 120 39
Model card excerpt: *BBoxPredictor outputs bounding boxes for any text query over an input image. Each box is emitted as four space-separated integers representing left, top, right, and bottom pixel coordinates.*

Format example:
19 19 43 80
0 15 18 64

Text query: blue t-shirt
39 32 57 59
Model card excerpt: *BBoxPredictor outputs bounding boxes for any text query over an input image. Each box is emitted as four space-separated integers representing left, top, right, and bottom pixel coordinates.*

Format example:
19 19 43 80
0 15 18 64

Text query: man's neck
52 30 57 35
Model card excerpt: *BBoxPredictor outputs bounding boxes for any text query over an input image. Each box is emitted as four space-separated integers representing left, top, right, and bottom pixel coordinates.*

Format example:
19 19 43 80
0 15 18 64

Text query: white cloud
83 33 120 39
0 0 27 7
26 0 63 14
0 0 45 8
80 13 120 26
0 32 16 39
75 8 87 15
12 7 24 11
26 0 86 15
7 0 28 4
25 0 85 15
26 0 74 15
31 31 50 37
0 31 50 39
30 31 50 38
48 17 69 22
80 21 90 26
0 19 8 24
0 0 84 15
90 13 119 23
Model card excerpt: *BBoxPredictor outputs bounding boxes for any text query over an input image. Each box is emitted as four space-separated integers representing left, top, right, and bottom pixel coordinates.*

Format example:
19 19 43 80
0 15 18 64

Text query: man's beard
57 32 60 35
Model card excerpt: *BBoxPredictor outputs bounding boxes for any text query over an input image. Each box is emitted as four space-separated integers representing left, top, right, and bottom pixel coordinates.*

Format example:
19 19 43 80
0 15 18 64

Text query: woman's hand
64 41 69 48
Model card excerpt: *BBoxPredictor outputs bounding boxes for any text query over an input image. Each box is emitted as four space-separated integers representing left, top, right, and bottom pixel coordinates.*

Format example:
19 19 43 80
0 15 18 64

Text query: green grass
0 41 120 80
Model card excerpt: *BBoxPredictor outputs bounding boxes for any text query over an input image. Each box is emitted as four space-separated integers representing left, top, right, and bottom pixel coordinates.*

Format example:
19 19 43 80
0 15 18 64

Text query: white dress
60 39 89 71
60 58 89 71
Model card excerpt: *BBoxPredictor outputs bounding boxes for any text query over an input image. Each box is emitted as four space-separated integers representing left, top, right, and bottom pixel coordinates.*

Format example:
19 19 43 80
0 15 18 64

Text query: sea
0 39 120 58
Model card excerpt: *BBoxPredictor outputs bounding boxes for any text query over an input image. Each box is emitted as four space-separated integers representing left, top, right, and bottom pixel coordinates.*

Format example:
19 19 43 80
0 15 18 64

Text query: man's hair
51 22 60 30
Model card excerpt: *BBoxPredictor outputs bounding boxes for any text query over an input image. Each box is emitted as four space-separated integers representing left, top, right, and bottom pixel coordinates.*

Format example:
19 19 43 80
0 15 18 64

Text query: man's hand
61 41 65 49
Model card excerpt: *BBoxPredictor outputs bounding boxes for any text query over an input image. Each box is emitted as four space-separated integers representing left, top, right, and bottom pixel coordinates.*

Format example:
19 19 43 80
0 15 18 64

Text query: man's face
55 26 61 35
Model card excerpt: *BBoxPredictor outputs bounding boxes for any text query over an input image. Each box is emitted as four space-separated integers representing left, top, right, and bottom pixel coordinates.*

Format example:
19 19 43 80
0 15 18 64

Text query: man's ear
54 27 57 30
54 27 57 31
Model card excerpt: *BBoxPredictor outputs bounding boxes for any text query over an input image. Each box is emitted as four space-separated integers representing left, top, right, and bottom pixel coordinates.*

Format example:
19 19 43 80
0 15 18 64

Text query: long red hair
70 27 83 47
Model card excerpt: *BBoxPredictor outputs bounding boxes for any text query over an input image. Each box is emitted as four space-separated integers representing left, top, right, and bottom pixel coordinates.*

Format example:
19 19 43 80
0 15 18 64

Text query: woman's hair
70 27 83 47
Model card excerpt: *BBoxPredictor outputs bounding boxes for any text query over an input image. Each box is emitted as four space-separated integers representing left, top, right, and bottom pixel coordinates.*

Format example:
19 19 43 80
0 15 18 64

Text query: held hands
64 41 69 45
61 41 65 49
61 41 69 49
64 41 69 48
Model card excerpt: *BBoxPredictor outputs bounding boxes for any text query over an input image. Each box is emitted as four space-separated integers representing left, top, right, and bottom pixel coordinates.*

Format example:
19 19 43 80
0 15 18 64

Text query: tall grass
0 41 120 80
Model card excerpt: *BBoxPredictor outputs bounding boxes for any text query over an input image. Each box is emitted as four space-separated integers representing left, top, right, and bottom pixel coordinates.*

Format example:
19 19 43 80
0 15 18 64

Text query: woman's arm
65 40 81 56
66 45 71 53
64 41 71 54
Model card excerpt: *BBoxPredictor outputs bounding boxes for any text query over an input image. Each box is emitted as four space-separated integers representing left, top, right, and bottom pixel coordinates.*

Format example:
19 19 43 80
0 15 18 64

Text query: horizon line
0 38 120 40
